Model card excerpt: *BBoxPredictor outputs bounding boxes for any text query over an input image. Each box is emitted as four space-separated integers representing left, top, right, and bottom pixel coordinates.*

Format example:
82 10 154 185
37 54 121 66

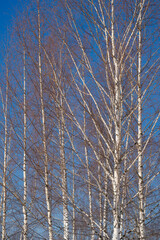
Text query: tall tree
137 1 144 238
1 61 9 240
0 0 159 239
22 39 28 240
37 1 53 239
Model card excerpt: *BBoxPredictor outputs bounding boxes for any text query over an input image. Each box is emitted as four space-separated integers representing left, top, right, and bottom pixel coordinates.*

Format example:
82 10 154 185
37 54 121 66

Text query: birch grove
0 0 159 239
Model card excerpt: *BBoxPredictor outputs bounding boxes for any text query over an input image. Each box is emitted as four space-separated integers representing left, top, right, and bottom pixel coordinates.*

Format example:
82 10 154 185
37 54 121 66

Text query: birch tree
59 94 69 240
60 0 159 239
1 61 9 240
22 37 28 240
37 1 53 239
137 1 145 238
0 0 159 239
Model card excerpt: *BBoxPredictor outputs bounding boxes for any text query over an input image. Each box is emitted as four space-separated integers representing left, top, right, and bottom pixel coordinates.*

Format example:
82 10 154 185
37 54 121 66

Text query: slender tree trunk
103 172 108 240
0 191 3 223
120 122 129 239
38 1 53 239
96 105 102 240
98 164 102 240
111 1 121 239
22 46 28 240
83 84 94 240
59 95 69 240
72 125 75 240
2 63 8 240
138 2 145 239
72 163 75 240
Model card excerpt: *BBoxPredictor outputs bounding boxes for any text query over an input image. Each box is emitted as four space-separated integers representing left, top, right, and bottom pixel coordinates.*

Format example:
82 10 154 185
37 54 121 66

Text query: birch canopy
0 0 159 239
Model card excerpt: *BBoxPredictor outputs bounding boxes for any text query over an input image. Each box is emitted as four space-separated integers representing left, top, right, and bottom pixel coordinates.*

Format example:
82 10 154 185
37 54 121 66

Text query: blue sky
0 0 16 41
0 0 25 53
0 0 24 63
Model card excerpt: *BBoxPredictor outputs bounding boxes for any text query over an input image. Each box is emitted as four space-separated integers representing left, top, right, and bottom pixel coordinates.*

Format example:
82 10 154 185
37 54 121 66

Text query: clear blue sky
1 0 26 46
0 0 15 40
0 0 23 62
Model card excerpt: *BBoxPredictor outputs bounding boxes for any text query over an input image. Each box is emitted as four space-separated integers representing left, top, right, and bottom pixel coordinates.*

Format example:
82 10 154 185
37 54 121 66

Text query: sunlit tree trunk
111 0 121 239
103 175 108 239
83 82 94 240
22 45 28 240
59 95 69 240
120 106 132 239
72 130 75 240
137 1 145 239
98 164 102 240
2 63 9 240
38 1 53 239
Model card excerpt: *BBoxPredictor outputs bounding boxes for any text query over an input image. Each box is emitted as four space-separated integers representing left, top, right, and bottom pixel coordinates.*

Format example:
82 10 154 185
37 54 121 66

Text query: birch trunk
2 64 8 240
138 2 145 239
98 164 102 240
59 95 69 240
72 164 75 240
22 45 28 240
111 1 121 239
103 173 108 240
38 2 53 239
83 84 94 240
72 126 75 240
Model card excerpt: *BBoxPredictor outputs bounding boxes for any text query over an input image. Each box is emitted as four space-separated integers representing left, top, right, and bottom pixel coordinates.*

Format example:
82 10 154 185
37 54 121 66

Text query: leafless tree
0 0 159 239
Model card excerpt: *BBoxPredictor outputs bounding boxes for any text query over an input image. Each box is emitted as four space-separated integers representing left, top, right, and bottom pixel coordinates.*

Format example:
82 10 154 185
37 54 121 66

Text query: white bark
38 2 53 239
2 64 8 240
23 46 28 240
111 0 121 239
71 123 76 240
103 173 108 240
83 83 94 240
59 95 69 240
98 164 102 240
138 1 145 239
72 140 75 240
120 112 131 239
